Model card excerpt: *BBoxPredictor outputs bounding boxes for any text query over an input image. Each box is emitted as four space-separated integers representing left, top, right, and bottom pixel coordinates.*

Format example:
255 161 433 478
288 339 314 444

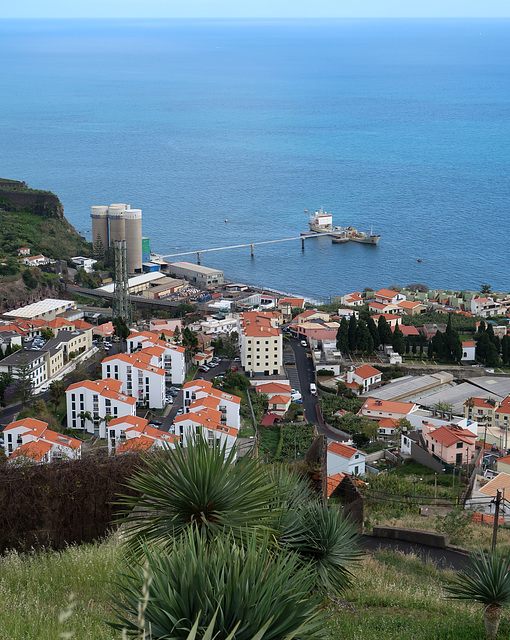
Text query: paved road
156 358 234 432
360 535 471 572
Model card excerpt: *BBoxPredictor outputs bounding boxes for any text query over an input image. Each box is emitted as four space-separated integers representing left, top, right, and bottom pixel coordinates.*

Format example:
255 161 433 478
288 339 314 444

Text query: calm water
1 19 509 301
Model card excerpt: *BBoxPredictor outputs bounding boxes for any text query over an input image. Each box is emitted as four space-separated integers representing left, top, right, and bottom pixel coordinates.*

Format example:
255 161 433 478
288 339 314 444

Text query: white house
102 352 166 409
254 381 292 415
359 398 419 421
173 409 238 455
106 415 179 455
339 292 364 307
470 297 502 318
327 441 366 476
182 379 241 431
127 330 187 385
3 418 82 463
338 364 382 394
66 378 137 438
461 340 476 361
71 256 97 273
199 315 238 335
373 288 407 305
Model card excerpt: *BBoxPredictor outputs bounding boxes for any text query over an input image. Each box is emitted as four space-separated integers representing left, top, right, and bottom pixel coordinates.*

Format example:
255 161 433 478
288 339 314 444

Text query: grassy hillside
1 536 508 640
0 178 91 260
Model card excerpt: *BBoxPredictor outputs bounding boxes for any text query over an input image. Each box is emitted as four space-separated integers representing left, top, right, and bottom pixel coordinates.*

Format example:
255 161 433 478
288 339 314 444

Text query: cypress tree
366 316 380 349
501 334 510 365
378 315 393 346
336 317 349 354
392 325 405 355
348 315 357 352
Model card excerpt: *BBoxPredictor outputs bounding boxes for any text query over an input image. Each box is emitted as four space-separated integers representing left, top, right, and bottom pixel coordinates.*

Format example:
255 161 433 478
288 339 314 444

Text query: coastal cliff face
0 178 90 260
0 179 64 219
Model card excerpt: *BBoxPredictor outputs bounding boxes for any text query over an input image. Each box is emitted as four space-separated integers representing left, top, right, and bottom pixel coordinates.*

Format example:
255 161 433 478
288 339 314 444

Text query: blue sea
1 18 509 301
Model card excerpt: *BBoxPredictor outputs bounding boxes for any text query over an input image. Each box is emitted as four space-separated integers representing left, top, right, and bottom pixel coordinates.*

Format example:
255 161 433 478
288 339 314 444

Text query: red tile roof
428 425 476 448
327 442 360 460
355 364 381 379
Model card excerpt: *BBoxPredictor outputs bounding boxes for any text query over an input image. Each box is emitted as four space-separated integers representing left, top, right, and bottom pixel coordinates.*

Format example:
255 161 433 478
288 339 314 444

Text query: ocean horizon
1 18 509 300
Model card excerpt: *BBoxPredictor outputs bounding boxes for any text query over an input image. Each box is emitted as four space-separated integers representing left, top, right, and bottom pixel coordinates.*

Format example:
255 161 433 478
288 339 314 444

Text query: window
456 442 463 449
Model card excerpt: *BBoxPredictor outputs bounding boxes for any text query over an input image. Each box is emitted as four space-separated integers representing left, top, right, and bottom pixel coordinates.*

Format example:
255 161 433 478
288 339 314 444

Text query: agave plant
119 436 280 551
110 529 329 640
279 500 361 595
445 548 510 639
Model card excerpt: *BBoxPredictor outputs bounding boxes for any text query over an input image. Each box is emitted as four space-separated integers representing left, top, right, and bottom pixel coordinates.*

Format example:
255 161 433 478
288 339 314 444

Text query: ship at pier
304 208 381 245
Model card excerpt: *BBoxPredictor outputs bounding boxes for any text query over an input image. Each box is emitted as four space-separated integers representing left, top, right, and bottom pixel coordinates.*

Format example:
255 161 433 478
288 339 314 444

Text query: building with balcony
66 379 137 438
102 352 165 409
3 418 81 463
106 416 179 455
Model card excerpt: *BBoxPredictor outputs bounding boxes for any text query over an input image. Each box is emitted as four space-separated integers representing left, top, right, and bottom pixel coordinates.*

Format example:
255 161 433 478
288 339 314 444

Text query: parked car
309 383 317 396
199 365 210 372
291 391 302 402
231 366 238 372
300 340 307 347
149 419 162 426
176 408 184 415
166 397 174 404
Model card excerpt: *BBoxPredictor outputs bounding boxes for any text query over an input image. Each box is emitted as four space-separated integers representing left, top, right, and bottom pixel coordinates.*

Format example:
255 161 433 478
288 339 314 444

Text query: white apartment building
0 349 47 390
199 315 238 335
3 418 82 463
127 330 186 385
102 352 165 409
238 311 283 376
182 379 241 431
66 378 137 438
106 416 179 455
173 409 238 455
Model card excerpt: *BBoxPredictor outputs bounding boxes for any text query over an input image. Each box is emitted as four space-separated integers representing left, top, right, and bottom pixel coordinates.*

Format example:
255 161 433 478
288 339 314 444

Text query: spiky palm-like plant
110 529 329 640
119 436 280 550
280 501 361 595
445 548 510 639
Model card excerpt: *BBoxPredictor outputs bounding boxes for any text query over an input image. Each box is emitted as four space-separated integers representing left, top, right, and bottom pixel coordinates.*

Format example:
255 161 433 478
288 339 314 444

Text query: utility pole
492 489 502 552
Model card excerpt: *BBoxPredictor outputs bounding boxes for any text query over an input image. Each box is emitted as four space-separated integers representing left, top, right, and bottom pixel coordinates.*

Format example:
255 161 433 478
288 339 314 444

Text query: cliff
0 179 64 219
0 178 90 261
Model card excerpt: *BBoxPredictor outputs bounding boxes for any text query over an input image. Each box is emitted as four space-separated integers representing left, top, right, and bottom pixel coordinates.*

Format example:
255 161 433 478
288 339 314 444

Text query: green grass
0 538 119 639
3 538 509 639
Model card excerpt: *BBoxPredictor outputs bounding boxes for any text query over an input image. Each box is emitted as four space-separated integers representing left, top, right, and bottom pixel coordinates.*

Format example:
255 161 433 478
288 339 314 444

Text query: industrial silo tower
124 208 143 273
90 206 109 259
108 204 128 246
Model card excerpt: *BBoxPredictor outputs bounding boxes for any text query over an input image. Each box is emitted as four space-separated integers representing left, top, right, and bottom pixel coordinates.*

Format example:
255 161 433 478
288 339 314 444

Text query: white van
309 383 317 396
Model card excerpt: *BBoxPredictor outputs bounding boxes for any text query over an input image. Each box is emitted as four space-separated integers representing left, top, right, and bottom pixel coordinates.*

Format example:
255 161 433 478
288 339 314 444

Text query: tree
480 283 492 295
501 334 510 365
360 418 379 442
49 379 65 409
40 328 54 341
77 410 93 433
378 315 393 347
486 343 500 368
445 548 510 639
182 327 199 362
355 320 373 355
348 314 357 352
392 325 405 355
336 317 349 354
0 372 13 406
110 529 328 640
13 353 33 407
173 325 182 344
366 315 380 349
113 316 130 340
211 337 223 356
118 437 361 604
222 331 239 364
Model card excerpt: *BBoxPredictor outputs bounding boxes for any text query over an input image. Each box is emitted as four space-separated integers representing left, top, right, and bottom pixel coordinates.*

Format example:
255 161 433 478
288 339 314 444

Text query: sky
2 0 510 19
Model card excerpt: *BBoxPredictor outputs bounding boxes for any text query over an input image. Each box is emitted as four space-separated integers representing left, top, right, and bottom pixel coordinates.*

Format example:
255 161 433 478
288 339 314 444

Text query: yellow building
239 311 283 376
